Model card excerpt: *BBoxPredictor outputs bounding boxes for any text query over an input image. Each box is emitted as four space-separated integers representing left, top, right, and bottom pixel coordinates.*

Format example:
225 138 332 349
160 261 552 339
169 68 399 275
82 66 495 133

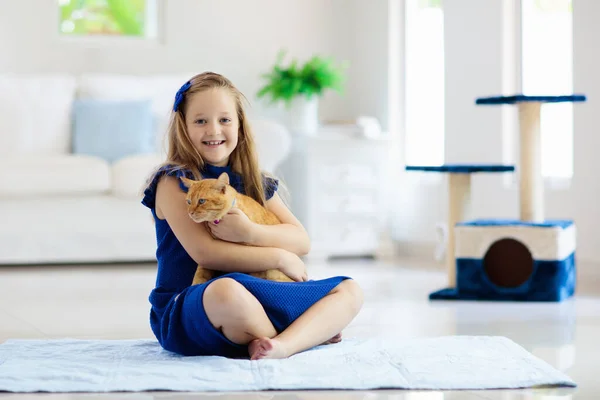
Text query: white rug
0 336 575 392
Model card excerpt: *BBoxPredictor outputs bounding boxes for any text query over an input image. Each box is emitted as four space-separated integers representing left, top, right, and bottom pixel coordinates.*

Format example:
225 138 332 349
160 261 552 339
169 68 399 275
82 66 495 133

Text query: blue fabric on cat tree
430 218 576 302
405 164 515 174
457 219 574 230
475 94 586 105
430 254 575 302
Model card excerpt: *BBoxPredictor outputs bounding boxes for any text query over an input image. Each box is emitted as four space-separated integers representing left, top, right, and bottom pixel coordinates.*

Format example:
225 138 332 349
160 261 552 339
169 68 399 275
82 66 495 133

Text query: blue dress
141 163 350 358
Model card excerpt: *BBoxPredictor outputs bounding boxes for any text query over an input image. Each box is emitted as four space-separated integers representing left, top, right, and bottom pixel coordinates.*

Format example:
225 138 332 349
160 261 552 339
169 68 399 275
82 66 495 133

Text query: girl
142 72 363 360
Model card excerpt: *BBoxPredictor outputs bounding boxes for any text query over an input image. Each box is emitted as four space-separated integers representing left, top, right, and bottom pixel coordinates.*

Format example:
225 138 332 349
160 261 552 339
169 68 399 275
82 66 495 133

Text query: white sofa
0 74 291 264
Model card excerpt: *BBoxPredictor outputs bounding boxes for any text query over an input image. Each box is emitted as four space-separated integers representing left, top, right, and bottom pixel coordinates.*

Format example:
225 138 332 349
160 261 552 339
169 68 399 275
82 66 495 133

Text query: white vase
286 96 319 135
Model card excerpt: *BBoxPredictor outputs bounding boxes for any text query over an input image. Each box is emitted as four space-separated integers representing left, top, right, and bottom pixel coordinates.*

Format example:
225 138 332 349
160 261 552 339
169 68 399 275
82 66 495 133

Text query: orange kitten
180 172 294 285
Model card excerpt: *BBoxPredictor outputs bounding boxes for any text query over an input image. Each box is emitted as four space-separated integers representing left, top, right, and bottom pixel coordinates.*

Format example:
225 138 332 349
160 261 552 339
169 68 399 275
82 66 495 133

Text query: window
521 0 573 179
58 0 157 39
404 0 445 166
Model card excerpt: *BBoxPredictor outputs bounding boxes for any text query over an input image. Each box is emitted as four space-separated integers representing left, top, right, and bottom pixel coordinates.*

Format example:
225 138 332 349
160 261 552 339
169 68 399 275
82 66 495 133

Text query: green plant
257 50 348 107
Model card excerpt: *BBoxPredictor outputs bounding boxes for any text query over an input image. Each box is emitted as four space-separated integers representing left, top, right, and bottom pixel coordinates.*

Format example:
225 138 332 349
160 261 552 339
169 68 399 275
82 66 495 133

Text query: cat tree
405 164 515 287
406 94 586 302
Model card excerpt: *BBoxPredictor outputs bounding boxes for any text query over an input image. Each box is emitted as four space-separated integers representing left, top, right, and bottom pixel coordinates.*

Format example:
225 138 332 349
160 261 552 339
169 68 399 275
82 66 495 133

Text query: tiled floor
1 257 599 399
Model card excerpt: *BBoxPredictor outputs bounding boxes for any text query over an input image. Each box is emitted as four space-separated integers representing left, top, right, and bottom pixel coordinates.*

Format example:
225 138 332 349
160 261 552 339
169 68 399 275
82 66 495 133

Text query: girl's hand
208 208 255 243
277 249 308 282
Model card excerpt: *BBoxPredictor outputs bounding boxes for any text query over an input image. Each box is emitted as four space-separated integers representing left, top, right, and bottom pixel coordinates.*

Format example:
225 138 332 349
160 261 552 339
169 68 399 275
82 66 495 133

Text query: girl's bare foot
249 332 342 360
323 332 342 345
248 337 289 360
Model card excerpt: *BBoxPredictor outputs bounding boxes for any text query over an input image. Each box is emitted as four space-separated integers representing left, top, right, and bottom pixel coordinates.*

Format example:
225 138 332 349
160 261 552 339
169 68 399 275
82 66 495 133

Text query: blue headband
173 80 192 112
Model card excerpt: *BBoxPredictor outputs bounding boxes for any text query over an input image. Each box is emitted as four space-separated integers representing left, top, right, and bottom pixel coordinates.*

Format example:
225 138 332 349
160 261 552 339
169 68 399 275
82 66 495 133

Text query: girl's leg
248 279 363 360
203 277 345 346
203 277 277 344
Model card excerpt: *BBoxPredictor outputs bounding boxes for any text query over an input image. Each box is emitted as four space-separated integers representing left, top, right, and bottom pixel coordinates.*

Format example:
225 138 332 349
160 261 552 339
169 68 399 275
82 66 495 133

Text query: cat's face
180 172 236 223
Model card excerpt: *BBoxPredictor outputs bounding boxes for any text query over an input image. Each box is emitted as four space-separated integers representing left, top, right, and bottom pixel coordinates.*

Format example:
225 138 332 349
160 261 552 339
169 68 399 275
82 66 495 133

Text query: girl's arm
156 176 297 274
245 192 311 256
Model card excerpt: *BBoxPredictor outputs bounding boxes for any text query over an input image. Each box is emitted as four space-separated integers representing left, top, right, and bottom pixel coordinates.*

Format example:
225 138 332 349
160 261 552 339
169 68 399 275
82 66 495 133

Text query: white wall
2 0 599 264
390 0 600 268
0 0 355 122
571 0 600 263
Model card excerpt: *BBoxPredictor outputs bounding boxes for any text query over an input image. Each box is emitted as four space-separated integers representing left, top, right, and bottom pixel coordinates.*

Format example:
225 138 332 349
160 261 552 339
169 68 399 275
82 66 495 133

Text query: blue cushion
72 99 155 163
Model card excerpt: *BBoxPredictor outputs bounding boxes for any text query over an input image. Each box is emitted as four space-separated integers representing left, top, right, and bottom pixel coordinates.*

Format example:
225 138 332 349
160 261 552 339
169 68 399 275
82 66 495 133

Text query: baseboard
394 240 440 262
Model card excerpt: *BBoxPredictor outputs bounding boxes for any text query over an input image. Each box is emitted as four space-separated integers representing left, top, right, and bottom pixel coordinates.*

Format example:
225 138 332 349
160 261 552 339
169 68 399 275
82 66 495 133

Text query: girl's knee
203 278 250 323
336 279 364 312
202 277 276 344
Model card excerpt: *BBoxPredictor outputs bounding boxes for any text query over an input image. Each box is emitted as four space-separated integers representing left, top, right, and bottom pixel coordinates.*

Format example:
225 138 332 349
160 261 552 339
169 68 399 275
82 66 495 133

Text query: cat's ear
217 172 230 185
180 177 195 188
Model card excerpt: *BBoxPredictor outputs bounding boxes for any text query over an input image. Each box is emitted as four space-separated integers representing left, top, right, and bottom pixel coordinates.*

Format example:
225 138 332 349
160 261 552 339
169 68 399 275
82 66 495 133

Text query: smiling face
184 88 239 167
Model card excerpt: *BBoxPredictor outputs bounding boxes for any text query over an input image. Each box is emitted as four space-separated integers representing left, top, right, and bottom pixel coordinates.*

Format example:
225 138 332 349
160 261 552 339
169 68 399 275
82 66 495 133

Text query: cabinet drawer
311 219 379 248
316 192 378 215
315 163 378 188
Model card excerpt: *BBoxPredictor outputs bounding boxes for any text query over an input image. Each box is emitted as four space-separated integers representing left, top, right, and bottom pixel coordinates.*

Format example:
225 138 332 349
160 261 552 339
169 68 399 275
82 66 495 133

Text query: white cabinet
277 133 392 260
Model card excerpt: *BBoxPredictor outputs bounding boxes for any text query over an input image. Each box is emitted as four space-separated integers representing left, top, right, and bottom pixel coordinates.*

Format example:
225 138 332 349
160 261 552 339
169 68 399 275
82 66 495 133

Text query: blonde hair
151 72 270 206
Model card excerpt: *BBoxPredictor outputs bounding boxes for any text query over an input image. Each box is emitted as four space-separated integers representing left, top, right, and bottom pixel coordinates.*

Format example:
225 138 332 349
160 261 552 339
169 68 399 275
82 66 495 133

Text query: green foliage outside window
417 0 572 12
419 0 442 9
534 0 572 12
59 0 146 36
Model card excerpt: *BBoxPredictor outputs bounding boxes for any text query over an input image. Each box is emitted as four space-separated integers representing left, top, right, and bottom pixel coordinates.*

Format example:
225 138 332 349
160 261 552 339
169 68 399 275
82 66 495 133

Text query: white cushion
111 153 165 199
0 196 157 263
77 74 193 153
0 155 110 198
0 75 76 155
251 118 291 173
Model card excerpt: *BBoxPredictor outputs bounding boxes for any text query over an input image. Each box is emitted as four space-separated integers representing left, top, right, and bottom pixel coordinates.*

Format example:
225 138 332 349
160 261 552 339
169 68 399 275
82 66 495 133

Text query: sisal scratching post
446 173 472 288
518 102 544 222
475 94 586 222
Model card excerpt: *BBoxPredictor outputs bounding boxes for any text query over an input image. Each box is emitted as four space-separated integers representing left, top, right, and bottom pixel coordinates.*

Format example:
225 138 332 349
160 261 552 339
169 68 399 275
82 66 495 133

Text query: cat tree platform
475 94 586 105
476 94 586 222
404 164 515 290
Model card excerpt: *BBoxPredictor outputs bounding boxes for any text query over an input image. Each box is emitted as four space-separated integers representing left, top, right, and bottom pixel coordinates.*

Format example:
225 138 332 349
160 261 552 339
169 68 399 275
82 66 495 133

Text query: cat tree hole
483 238 534 288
